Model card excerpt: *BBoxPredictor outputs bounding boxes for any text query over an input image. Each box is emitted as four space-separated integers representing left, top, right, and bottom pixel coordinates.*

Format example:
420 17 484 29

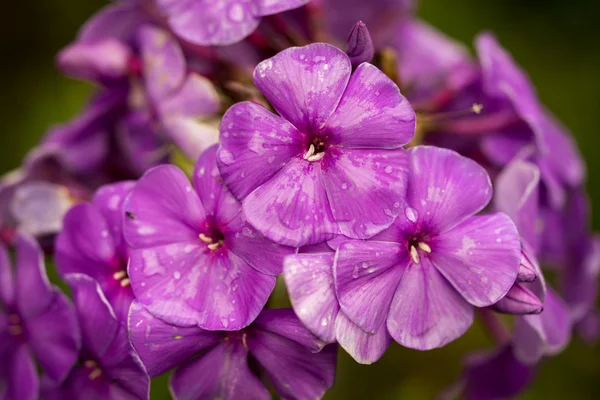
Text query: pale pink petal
335 313 391 364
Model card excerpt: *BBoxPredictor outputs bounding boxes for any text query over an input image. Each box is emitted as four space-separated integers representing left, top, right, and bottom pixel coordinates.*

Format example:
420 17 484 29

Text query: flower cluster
1 0 597 399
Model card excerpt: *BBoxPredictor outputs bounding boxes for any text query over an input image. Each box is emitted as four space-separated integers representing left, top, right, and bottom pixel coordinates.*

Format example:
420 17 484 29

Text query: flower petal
128 301 221 377
124 165 206 249
430 213 521 307
494 160 540 250
322 148 408 239
218 101 303 200
79 2 146 43
334 241 406 333
129 246 275 330
283 253 339 343
335 313 391 364
406 146 492 234
92 181 136 256
325 63 415 148
254 0 309 16
15 234 54 318
170 340 270 400
0 242 14 306
26 292 80 383
158 73 220 120
492 283 543 315
387 258 474 350
248 327 337 400
2 344 39 400
243 157 338 247
253 43 351 134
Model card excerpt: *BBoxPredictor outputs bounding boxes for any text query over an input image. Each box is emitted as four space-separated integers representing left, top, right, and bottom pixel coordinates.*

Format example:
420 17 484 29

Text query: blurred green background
1 0 599 398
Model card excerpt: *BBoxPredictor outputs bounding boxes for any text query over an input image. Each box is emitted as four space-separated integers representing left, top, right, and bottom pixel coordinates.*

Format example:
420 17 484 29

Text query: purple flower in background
129 304 336 400
346 21 375 68
124 145 293 330
284 250 392 364
42 274 150 400
0 235 80 400
56 182 136 321
156 0 311 46
218 43 415 247
333 146 521 350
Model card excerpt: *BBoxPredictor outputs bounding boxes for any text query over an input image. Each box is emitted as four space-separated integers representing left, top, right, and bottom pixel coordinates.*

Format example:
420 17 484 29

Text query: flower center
199 229 226 251
7 314 23 336
408 237 432 264
303 136 327 162
84 359 103 381
112 270 130 287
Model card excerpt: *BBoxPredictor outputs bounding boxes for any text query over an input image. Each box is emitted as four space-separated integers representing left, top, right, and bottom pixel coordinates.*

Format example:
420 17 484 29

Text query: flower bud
346 21 375 67
492 284 543 315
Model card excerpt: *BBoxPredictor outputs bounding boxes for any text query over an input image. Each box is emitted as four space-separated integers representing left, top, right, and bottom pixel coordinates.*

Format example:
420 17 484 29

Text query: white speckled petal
326 63 415 148
406 146 493 234
322 147 409 240
335 313 391 364
253 43 352 134
387 258 474 350
283 253 339 343
430 213 521 307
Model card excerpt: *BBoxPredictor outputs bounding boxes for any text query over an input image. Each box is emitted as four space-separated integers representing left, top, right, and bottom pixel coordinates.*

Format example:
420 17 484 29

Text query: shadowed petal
170 340 270 400
217 101 303 200
492 283 543 315
243 158 338 247
283 253 339 343
326 63 415 148
387 258 474 350
334 241 406 333
322 148 409 239
158 74 220 120
128 301 221 377
3 344 39 400
78 2 146 43
335 313 392 364
253 43 351 134
92 181 136 256
407 146 492 234
0 242 14 306
430 213 521 307
15 234 54 318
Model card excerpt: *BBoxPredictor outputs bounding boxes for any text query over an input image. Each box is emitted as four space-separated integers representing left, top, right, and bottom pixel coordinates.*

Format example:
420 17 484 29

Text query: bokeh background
1 0 599 398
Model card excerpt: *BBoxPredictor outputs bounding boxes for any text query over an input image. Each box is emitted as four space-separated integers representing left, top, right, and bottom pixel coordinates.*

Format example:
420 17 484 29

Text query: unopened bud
346 21 375 67
492 284 543 315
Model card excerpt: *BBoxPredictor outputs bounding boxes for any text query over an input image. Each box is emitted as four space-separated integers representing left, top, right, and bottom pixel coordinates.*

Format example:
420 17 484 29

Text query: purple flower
156 0 310 46
284 250 391 364
123 144 293 330
346 21 375 68
42 274 149 400
0 235 80 399
217 43 416 247
56 182 136 321
333 146 521 350
129 304 336 400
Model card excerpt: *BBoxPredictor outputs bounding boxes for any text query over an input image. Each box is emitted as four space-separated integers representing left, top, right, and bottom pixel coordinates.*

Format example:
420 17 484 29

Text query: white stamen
303 144 316 160
306 152 325 162
418 242 432 253
113 270 127 280
199 233 213 243
472 103 484 114
410 245 420 264
207 241 223 251
120 278 131 287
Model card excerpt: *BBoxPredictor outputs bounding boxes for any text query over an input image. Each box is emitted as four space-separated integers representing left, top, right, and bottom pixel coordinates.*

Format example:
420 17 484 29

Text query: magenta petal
128 301 221 376
163 118 220 162
218 101 303 200
56 39 131 83
335 313 391 364
253 43 351 134
248 327 337 400
326 63 415 148
0 243 14 306
243 158 338 247
493 283 543 315
4 344 39 400
92 181 136 255
334 241 406 333
130 247 274 330
407 146 492 234
14 234 54 318
170 340 270 400
254 0 309 16
494 160 540 250
78 2 146 43
26 292 80 383
283 253 339 343
124 165 206 249
513 287 571 364
322 148 408 239
158 73 220 119
430 213 521 307
387 258 474 350
138 25 186 103
252 309 327 353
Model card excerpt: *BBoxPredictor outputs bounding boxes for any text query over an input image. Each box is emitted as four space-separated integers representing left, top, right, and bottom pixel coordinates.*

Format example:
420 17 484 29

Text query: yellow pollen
84 360 97 368
410 245 420 264
120 278 131 287
242 333 248 349
207 241 223 251
88 368 102 380
173 335 183 340
113 271 127 280
199 233 213 243
418 242 432 253
472 103 484 114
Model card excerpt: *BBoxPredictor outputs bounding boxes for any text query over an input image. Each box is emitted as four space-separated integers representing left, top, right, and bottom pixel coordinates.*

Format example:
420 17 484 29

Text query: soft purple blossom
56 182 136 321
124 144 293 330
333 146 521 350
156 0 311 46
129 304 336 400
0 235 80 399
41 274 149 400
218 43 415 247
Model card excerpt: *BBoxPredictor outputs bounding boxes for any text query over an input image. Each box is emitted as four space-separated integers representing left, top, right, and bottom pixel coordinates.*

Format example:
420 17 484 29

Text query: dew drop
405 207 418 223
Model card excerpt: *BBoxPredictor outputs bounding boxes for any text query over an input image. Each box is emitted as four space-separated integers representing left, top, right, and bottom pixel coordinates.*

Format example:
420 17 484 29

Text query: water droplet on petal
405 207 418 223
